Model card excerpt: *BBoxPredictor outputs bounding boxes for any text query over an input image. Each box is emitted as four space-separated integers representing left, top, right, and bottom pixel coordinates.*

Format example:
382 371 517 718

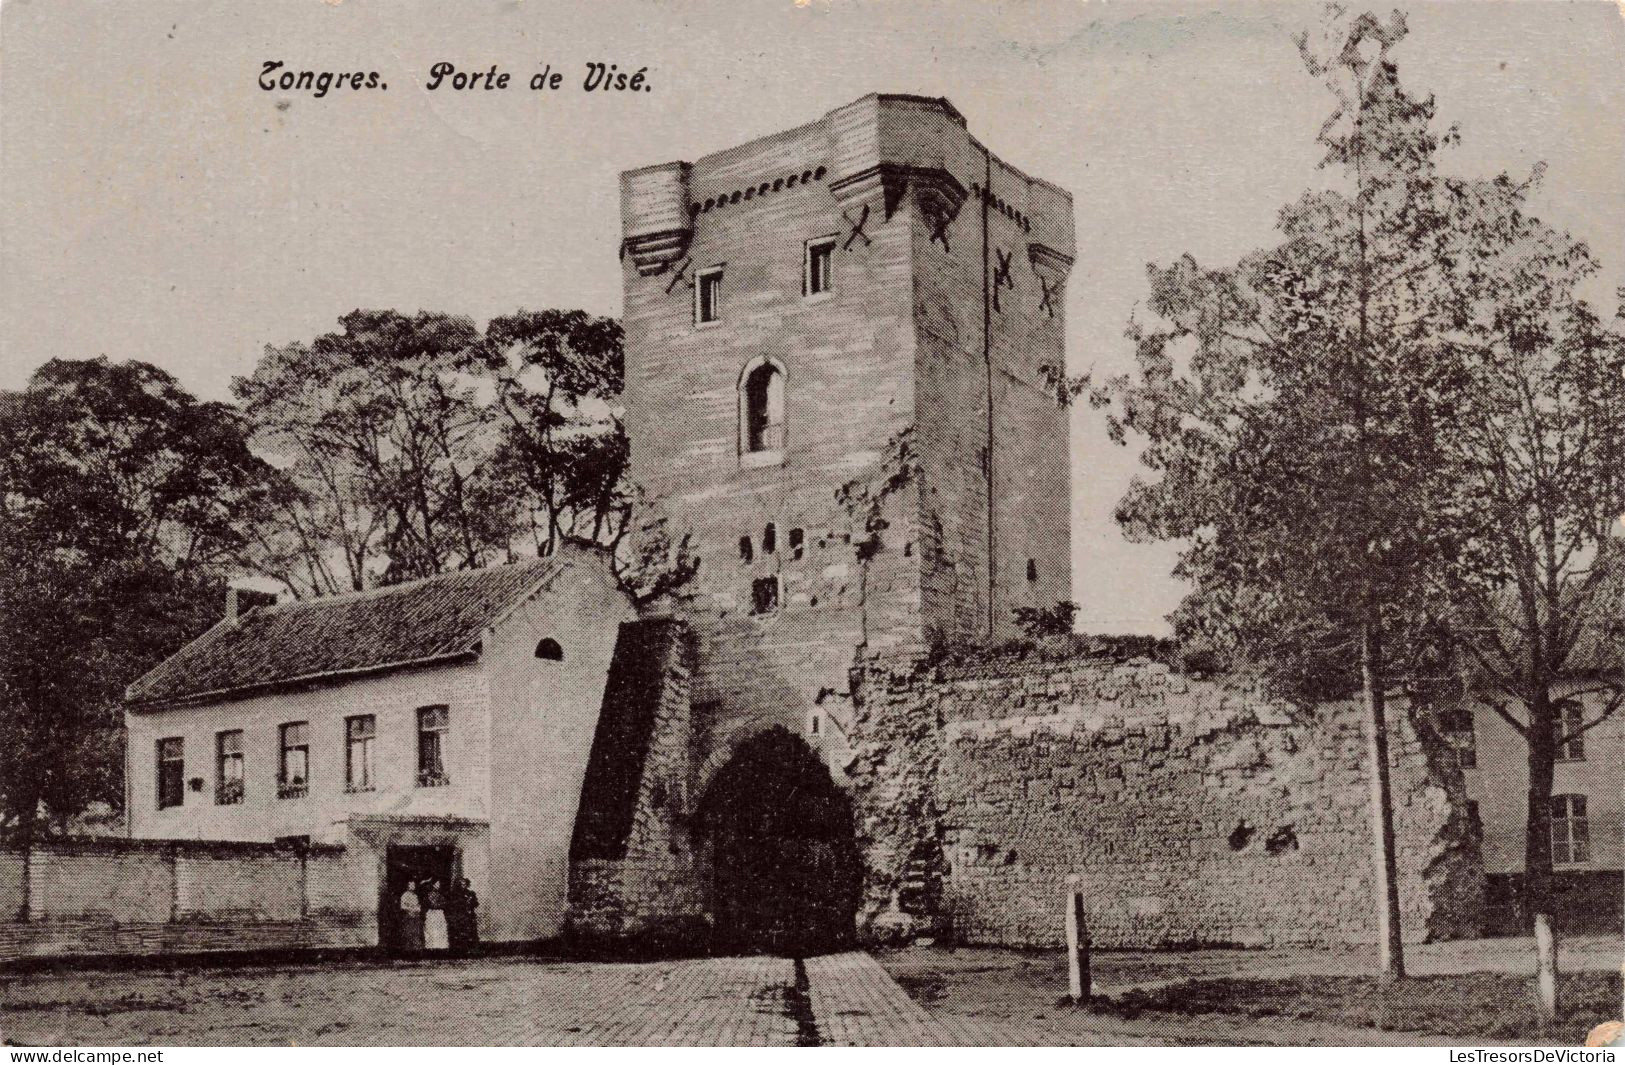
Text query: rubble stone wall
847 647 1484 949
566 628 706 940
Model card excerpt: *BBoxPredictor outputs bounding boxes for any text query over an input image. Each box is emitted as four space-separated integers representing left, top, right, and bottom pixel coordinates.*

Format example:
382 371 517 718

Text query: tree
233 310 508 595
0 358 274 839
236 308 698 606
479 309 630 556
1095 7 1510 979
478 309 700 608
0 552 224 840
1430 220 1625 940
0 358 275 569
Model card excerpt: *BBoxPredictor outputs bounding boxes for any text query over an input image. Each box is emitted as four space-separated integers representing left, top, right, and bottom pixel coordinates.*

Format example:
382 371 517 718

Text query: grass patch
1089 971 1621 1042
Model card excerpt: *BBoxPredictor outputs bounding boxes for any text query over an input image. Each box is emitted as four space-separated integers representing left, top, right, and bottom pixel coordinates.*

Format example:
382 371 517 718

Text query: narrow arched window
739 357 786 462
535 638 564 661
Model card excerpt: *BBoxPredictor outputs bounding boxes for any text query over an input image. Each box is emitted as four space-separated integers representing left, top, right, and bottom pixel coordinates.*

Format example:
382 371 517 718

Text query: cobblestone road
1 952 978 1046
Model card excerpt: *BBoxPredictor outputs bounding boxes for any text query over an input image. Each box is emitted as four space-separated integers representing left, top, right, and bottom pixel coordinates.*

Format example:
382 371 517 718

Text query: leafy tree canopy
0 358 274 840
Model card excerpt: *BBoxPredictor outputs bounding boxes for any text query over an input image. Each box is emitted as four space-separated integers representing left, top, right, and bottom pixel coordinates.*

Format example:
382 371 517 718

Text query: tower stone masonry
620 93 1076 781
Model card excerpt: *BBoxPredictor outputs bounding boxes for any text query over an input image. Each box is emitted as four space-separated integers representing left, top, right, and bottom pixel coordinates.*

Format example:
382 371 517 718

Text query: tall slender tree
1096 6 1527 978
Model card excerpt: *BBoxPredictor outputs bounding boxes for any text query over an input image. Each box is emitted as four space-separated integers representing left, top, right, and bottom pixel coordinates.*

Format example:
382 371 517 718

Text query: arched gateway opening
697 727 862 955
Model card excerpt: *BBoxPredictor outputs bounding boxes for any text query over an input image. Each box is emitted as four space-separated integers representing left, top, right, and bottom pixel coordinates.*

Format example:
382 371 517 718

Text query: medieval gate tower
619 93 1075 799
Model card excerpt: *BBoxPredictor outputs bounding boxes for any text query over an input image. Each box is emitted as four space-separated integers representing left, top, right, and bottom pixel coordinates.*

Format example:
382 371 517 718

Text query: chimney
226 586 279 625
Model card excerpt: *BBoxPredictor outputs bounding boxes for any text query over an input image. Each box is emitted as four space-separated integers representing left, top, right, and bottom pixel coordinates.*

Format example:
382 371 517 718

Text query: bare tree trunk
1362 617 1407 981
1525 695 1559 1018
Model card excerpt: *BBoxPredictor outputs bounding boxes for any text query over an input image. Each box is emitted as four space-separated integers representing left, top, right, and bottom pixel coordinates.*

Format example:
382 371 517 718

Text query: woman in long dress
398 883 424 956
448 877 479 955
423 880 450 952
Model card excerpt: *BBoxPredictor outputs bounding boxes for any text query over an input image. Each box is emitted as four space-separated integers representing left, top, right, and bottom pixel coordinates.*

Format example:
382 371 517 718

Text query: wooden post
298 846 310 921
19 845 34 922
1534 911 1558 1025
1065 875 1089 1004
168 843 181 923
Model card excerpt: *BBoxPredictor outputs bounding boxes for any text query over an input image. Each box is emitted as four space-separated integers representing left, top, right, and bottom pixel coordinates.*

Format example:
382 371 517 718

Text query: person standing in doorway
398 881 424 956
448 876 479 955
423 879 450 952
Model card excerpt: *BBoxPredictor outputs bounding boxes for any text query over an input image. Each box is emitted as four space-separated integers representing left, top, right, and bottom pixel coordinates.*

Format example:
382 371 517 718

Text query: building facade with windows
1458 687 1625 925
123 548 636 944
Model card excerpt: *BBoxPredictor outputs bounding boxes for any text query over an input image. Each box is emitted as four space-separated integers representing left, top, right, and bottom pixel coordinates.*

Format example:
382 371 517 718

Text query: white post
1065 875 1089 1004
1534 911 1558 1025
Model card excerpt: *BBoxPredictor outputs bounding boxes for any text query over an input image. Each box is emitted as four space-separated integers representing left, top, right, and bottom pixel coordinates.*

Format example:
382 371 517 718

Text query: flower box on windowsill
416 771 450 789
344 784 376 795
215 780 244 806
277 779 308 800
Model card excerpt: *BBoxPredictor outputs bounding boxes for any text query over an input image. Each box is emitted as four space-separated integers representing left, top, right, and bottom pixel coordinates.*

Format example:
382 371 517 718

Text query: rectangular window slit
751 576 780 614
805 237 836 297
696 266 722 324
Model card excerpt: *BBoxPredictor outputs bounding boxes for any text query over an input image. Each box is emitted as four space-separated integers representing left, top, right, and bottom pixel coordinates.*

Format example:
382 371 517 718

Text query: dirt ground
877 936 1625 1045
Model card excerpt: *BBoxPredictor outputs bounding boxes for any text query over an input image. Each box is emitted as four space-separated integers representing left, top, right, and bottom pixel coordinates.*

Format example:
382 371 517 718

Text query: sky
3 0 1622 633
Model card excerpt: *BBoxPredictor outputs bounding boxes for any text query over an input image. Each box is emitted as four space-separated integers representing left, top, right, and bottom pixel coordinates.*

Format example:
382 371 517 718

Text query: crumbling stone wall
567 626 707 941
847 646 1483 949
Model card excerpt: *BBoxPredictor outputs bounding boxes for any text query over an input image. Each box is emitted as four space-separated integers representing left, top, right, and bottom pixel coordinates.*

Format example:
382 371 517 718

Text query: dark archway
697 726 862 955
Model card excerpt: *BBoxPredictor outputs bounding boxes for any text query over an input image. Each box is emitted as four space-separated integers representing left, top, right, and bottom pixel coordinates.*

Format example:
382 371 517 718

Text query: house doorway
697 727 862 955
380 844 457 953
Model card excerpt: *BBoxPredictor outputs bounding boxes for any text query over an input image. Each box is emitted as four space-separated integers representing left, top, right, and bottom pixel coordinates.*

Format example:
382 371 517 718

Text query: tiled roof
126 557 565 707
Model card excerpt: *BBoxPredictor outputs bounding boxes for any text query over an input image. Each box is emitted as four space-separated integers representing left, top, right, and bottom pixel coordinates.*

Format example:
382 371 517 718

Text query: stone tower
619 94 1075 773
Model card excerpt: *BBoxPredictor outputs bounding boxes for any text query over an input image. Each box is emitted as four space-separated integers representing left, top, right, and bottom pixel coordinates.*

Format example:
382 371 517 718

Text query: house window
417 705 450 787
695 266 722 324
804 237 836 297
346 715 375 793
1552 700 1585 761
215 730 244 805
1551 794 1590 864
278 722 309 799
751 575 780 615
740 358 785 457
157 738 185 809
1441 705 1476 770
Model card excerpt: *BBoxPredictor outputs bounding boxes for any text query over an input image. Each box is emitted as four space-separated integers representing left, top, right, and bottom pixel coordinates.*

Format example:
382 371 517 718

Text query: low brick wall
0 838 376 963
847 647 1484 949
